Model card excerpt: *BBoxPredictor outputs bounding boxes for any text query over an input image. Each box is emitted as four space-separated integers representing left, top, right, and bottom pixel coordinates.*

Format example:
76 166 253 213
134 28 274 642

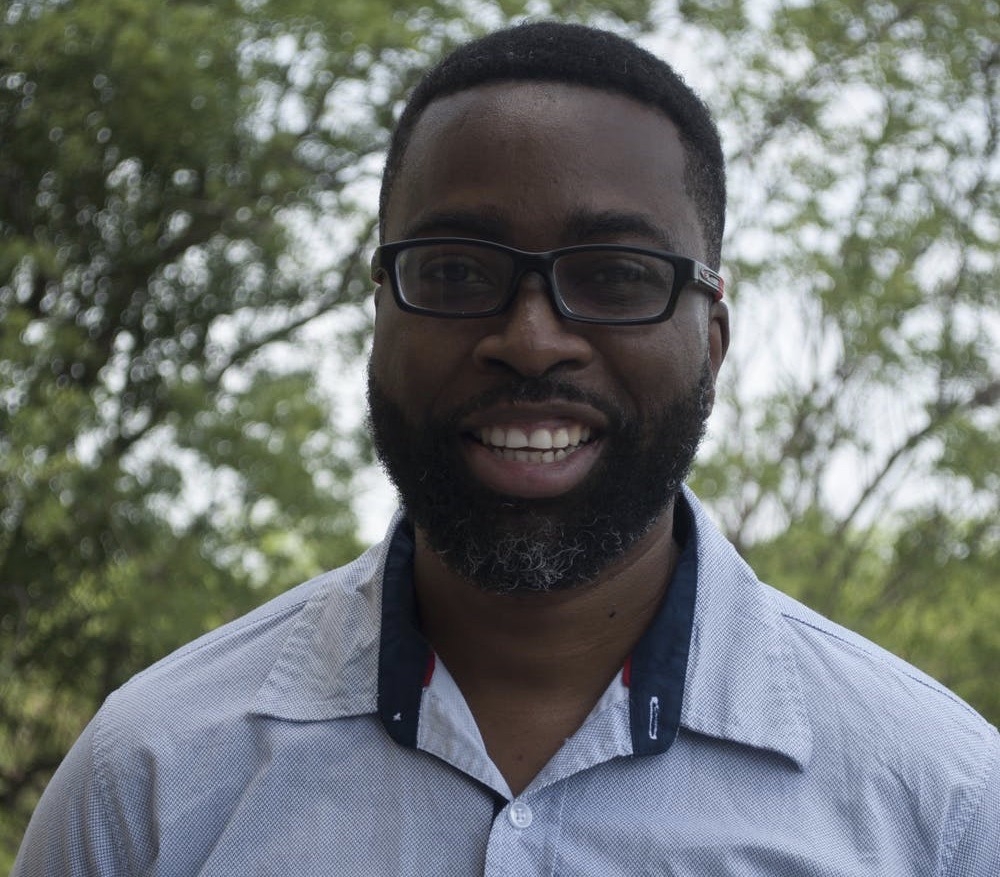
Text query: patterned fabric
14 489 1000 876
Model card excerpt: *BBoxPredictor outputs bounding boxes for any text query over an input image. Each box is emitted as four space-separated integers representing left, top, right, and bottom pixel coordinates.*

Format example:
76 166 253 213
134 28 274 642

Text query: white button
507 801 533 829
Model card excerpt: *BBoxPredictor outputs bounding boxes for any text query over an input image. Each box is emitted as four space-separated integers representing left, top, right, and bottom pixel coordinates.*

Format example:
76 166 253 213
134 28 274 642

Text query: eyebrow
563 210 678 251
400 208 509 242
399 207 679 251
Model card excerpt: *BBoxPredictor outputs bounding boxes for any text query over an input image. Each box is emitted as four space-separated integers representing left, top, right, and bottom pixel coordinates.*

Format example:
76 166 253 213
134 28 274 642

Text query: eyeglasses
371 237 724 325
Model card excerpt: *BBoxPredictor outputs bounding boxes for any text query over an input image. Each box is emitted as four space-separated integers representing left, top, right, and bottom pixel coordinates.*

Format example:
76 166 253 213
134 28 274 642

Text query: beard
366 362 714 595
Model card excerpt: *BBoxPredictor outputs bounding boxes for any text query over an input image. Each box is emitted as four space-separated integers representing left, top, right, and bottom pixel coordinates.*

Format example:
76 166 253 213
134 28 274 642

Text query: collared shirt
14 489 1000 876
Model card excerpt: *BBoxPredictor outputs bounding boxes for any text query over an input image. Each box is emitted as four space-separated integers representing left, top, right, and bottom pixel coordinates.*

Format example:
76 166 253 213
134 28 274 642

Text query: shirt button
507 801 533 829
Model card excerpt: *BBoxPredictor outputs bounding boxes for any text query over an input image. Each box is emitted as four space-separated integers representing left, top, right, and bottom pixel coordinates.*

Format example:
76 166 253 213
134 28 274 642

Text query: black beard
366 364 713 594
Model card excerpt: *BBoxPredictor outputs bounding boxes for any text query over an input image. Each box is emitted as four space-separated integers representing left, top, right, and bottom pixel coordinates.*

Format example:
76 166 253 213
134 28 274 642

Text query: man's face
368 82 728 593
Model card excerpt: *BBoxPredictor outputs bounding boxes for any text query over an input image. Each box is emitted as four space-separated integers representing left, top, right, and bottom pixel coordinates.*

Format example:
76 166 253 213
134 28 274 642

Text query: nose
471 272 593 377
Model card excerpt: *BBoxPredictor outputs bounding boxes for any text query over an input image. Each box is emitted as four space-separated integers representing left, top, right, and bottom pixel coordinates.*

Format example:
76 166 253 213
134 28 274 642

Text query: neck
412 503 679 794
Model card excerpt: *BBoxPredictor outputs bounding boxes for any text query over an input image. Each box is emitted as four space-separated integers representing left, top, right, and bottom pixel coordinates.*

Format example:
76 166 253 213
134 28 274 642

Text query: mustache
447 376 623 426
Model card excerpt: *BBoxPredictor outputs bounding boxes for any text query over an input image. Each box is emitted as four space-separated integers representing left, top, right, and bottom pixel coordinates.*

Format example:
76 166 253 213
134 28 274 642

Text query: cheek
601 322 707 408
370 312 474 411
372 317 424 393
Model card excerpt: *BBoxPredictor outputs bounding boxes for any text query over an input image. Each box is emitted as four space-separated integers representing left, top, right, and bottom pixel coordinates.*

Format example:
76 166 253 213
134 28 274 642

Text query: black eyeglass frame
371 237 725 326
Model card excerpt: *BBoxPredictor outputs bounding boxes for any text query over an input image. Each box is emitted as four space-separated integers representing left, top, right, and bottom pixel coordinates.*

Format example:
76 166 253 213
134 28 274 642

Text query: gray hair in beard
366 361 714 594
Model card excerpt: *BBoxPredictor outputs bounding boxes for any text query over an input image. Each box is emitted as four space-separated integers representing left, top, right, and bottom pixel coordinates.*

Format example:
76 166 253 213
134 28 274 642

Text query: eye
555 251 676 319
420 255 493 285
589 259 650 285
396 245 507 313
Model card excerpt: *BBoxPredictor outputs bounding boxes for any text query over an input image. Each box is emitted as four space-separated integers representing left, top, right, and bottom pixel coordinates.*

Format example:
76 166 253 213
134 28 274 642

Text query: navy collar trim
628 497 696 755
376 520 430 748
377 497 698 758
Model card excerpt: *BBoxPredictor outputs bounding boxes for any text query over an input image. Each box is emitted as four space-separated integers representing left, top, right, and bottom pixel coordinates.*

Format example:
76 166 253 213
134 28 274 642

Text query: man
15 21 999 875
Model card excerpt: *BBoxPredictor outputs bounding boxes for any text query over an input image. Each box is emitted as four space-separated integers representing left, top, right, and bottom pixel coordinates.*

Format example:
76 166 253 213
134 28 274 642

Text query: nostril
472 317 592 378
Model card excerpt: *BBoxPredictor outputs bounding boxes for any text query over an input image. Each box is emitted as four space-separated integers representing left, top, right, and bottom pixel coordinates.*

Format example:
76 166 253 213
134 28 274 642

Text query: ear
371 269 386 311
708 299 729 380
702 300 729 413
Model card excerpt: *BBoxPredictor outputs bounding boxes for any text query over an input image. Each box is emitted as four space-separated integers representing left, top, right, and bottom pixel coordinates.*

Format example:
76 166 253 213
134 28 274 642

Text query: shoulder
765 581 996 748
106 532 392 726
684 488 999 869
765 583 1000 872
14 531 398 876
685 487 995 747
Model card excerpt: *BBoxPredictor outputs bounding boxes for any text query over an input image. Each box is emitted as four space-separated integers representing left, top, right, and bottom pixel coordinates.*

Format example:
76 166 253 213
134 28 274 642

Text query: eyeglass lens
394 242 678 321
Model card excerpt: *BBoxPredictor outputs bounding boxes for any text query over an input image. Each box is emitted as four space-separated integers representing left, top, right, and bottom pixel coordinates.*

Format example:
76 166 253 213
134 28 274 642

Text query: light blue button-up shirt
14 490 1000 875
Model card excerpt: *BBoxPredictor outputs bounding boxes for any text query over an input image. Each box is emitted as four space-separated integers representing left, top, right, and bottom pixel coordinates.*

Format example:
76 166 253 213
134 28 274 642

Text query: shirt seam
128 598 311 684
938 729 1000 877
779 611 985 720
548 784 568 877
91 706 129 875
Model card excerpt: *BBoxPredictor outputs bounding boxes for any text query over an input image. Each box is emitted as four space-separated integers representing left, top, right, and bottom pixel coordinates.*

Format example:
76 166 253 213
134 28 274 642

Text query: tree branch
206 216 377 388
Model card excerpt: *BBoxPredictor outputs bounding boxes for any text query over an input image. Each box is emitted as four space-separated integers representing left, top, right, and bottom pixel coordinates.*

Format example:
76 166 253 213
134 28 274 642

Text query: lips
457 397 608 498
475 423 594 464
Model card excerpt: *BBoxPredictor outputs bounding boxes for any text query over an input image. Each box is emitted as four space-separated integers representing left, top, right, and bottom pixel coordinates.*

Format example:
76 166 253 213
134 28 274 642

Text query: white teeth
529 428 553 450
477 423 593 461
506 427 529 449
493 447 572 463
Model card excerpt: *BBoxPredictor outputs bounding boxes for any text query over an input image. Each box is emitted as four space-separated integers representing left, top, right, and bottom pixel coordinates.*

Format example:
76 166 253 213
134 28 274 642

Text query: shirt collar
252 489 811 768
681 489 813 768
625 496 697 756
251 538 390 722
376 521 431 747
374 503 698 757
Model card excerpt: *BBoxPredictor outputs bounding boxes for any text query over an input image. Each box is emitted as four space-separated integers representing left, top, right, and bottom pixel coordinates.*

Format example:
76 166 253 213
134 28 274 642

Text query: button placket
507 800 534 829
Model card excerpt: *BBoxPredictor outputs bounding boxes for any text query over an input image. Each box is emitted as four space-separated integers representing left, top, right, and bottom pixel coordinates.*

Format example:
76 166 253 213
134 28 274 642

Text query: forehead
386 81 705 258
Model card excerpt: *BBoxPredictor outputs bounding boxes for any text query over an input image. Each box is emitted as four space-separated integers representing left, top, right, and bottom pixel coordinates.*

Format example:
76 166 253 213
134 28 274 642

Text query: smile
476 424 594 463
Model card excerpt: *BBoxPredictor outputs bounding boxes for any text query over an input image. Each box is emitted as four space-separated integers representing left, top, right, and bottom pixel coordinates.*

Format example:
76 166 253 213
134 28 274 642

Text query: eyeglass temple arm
695 264 725 302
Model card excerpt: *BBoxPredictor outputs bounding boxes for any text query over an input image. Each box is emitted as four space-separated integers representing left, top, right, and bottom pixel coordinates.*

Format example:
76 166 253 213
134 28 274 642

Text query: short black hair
378 21 726 267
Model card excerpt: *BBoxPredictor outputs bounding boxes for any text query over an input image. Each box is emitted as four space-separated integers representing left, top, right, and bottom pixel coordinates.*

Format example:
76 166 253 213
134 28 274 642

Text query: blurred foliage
1 0 998 866
0 0 657 863
677 0 999 723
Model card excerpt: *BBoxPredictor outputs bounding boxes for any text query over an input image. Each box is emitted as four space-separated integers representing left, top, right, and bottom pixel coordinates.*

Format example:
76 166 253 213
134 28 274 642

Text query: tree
669 0 1000 722
4 0 997 865
0 0 656 863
